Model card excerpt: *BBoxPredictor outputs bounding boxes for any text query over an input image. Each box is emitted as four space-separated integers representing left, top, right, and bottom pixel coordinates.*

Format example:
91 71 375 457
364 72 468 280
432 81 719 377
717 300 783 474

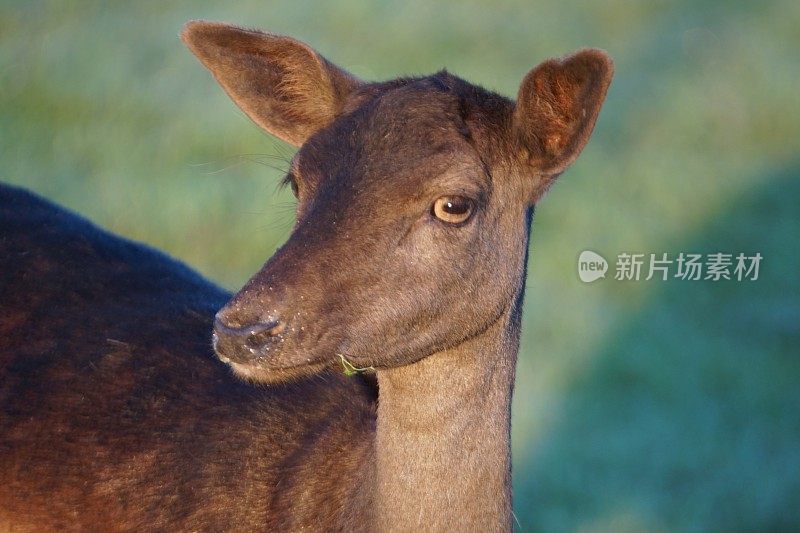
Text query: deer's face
183 22 612 383
214 84 533 380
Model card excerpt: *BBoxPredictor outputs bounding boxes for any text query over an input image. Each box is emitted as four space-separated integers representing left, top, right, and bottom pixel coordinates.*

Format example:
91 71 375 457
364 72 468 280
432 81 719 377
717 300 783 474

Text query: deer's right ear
181 21 362 146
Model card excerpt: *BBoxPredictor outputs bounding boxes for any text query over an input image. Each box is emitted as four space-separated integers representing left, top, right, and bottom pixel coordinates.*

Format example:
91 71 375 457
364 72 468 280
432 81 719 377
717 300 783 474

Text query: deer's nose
212 314 286 364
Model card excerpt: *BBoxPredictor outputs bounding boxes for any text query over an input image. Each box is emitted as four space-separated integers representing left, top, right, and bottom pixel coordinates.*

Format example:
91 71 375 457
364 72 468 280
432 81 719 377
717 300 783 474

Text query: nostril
214 311 242 330
244 321 284 349
266 322 285 336
214 315 285 353
213 316 235 336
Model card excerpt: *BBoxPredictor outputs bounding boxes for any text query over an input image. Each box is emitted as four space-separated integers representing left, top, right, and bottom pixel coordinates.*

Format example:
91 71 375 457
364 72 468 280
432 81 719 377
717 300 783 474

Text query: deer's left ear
513 49 613 193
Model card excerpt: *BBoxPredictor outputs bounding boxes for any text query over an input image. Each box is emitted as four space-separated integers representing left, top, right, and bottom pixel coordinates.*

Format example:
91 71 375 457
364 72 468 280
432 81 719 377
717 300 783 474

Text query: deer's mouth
212 321 283 363
224 358 329 383
212 313 344 383
214 333 334 382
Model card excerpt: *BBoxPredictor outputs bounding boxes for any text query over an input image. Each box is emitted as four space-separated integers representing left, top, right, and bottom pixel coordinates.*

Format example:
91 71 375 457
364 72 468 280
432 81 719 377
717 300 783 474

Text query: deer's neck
373 307 521 532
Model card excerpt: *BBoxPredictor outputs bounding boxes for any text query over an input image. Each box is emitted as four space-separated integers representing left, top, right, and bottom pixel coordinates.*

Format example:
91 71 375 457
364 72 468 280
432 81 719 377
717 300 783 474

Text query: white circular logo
578 250 608 283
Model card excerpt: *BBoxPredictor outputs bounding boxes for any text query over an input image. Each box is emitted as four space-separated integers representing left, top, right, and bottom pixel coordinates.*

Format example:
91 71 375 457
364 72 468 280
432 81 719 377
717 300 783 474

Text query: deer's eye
432 196 474 225
282 172 299 198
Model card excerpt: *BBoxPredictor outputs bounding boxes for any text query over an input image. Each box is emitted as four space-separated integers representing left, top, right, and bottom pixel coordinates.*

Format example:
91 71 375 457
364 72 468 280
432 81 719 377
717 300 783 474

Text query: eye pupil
432 195 474 224
443 200 468 214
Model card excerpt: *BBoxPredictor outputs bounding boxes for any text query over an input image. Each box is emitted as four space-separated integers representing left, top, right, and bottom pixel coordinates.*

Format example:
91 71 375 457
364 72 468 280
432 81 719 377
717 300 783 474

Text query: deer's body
0 21 612 531
0 184 376 530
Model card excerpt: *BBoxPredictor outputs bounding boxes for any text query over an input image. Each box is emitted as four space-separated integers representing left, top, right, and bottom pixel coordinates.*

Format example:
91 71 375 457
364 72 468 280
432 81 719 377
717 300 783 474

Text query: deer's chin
225 359 330 385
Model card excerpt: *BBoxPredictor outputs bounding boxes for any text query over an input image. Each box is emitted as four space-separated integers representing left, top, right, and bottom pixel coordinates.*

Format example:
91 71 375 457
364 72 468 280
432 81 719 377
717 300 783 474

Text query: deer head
182 21 613 383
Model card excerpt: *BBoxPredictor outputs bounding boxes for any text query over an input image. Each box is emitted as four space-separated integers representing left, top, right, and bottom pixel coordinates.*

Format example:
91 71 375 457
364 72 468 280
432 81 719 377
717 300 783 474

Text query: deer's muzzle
212 314 285 364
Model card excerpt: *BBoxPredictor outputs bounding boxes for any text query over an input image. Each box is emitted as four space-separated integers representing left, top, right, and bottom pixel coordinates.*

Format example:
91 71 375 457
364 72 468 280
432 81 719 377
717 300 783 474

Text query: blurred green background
2 0 798 530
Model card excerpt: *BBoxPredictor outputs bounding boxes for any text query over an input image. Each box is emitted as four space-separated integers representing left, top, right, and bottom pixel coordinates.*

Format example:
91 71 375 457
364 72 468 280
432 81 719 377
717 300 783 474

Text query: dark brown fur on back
0 184 376 531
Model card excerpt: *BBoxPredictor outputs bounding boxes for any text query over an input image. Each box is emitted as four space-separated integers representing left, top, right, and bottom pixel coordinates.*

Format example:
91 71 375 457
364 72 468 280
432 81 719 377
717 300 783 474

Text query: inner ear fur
181 21 362 146
513 48 613 183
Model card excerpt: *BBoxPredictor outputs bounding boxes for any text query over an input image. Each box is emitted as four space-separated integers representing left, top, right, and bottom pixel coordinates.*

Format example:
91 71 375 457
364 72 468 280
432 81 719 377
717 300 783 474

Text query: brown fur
0 20 612 531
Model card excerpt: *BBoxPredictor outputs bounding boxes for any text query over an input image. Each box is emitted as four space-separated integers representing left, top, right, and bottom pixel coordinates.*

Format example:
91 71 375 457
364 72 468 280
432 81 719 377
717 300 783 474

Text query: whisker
255 218 295 233
188 153 292 175
240 203 296 218
193 158 248 175
270 140 296 164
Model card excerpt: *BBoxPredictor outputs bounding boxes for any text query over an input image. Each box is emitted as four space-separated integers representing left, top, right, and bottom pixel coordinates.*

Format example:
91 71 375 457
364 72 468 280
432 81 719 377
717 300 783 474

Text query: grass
2 0 799 530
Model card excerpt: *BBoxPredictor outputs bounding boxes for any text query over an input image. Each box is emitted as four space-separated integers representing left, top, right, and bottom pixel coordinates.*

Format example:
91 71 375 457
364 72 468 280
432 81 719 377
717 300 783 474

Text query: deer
0 20 612 532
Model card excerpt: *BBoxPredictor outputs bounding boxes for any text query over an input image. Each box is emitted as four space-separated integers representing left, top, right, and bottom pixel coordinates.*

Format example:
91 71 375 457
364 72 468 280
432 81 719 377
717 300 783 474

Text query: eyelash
281 173 299 196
